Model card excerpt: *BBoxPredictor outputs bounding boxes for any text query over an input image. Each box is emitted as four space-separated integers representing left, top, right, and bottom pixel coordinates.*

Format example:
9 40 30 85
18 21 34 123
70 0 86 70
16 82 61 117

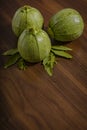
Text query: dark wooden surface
0 0 87 130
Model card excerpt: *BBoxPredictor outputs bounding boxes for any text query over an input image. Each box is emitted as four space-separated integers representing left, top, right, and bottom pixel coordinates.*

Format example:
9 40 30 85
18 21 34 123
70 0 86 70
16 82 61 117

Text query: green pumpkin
12 5 44 36
18 28 51 62
48 8 84 42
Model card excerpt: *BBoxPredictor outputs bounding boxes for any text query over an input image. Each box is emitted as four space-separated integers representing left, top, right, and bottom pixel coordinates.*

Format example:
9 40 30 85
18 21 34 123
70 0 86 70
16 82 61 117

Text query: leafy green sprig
3 48 27 70
43 45 72 76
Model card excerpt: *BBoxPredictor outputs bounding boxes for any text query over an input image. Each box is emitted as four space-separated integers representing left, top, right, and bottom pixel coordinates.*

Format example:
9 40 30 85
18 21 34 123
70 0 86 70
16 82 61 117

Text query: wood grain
0 0 87 130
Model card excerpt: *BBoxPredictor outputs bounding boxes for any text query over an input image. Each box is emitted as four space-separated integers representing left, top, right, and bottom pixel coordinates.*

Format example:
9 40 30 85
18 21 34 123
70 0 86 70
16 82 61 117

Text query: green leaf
4 53 21 68
50 52 56 68
51 45 72 51
44 65 53 76
43 56 49 66
51 49 72 59
17 58 27 70
3 48 18 56
43 52 56 76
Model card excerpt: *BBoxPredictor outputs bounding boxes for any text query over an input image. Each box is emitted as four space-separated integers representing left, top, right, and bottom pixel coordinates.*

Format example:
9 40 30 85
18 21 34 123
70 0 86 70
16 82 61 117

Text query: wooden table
0 0 87 130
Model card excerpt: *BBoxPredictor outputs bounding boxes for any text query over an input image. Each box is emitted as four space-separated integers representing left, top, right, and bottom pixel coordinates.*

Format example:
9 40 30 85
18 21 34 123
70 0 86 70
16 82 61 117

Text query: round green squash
18 28 51 63
12 5 44 36
48 8 84 42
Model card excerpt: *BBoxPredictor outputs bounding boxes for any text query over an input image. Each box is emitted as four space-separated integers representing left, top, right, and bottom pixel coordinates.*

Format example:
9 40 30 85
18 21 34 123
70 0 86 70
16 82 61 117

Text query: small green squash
12 5 44 36
18 28 51 62
48 8 84 42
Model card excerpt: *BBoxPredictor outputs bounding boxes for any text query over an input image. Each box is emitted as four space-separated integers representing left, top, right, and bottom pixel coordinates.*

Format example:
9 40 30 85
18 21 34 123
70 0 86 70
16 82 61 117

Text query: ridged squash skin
12 5 44 36
48 8 84 42
18 28 51 63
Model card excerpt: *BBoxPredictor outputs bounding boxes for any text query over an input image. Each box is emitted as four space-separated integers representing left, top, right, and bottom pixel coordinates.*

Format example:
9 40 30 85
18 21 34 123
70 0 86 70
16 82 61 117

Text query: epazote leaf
17 58 27 70
51 49 72 59
43 52 56 76
50 52 56 68
4 53 21 68
3 48 18 56
51 45 72 51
